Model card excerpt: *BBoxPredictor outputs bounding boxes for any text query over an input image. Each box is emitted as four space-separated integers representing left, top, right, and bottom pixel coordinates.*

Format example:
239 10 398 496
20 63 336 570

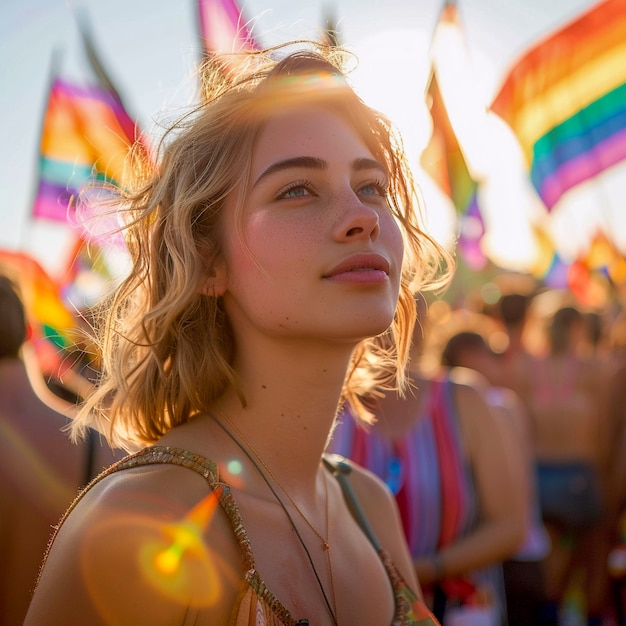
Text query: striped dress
327 375 506 624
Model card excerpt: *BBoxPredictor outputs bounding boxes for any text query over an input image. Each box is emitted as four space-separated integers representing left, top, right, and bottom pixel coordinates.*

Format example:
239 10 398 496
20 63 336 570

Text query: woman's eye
277 181 313 200
359 180 387 197
283 186 308 198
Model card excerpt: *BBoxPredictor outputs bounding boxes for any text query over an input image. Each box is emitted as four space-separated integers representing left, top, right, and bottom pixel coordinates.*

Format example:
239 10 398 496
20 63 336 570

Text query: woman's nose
332 192 381 242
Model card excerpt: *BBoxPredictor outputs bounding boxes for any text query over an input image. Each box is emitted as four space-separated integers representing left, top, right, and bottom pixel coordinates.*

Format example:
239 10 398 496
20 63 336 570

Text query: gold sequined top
42 446 439 625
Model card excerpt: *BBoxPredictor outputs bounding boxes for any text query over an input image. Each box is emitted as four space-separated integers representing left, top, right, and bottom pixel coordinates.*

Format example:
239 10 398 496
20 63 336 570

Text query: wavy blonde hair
73 42 452 451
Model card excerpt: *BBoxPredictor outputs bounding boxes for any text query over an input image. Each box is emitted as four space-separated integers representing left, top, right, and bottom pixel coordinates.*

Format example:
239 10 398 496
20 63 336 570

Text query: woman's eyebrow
353 157 387 177
253 156 387 188
253 156 326 187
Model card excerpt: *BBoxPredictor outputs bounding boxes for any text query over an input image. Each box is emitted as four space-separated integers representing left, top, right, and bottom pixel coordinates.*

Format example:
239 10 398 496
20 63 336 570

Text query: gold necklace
214 412 338 625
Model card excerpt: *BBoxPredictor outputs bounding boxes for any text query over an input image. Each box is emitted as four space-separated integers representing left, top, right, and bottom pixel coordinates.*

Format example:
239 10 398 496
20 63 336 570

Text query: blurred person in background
605 311 626 622
489 291 537 396
440 329 551 626
524 304 612 626
581 311 609 361
606 311 626 523
0 275 120 624
327 296 526 625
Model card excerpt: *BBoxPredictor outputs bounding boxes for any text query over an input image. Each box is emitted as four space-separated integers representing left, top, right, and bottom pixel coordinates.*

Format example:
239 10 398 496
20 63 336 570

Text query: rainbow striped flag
421 69 477 216
528 222 570 288
33 77 140 223
491 0 626 211
420 68 486 270
0 249 78 376
197 0 260 56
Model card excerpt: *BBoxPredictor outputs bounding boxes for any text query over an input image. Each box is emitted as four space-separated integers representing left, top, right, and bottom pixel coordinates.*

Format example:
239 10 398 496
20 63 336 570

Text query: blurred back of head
549 305 584 354
0 276 27 359
441 331 489 368
498 293 529 330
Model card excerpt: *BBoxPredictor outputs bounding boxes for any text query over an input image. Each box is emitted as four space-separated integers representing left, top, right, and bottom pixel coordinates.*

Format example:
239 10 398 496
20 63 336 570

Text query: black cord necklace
211 413 339 626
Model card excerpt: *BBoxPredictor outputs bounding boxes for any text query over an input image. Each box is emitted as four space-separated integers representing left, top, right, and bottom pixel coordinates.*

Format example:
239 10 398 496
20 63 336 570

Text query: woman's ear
199 260 227 297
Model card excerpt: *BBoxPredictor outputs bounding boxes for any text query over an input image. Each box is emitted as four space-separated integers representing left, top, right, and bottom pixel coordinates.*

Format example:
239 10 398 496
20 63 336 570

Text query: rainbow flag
491 0 626 211
549 231 626 306
583 230 626 282
197 0 260 56
528 222 570 288
33 77 140 222
420 67 485 270
0 249 78 376
457 195 486 271
421 69 477 215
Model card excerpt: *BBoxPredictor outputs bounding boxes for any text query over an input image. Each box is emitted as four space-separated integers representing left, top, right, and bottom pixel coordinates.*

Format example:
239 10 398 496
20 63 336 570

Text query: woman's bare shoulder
449 377 493 423
450 379 509 455
25 460 242 625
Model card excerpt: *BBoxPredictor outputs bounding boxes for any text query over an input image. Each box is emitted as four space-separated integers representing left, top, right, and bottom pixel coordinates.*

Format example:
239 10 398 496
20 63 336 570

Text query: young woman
24 43 450 625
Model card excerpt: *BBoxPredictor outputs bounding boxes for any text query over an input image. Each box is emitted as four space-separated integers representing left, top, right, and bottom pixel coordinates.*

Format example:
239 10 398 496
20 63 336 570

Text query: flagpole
23 49 63 252
194 0 209 66
321 3 341 47
73 8 125 105
74 7 149 160
426 0 456 60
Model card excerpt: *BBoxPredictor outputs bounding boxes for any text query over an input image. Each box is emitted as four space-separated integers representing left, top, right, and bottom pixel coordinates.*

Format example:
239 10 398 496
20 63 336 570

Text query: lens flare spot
81 486 231 620
217 460 245 489
154 544 183 575
227 459 242 475
136 489 224 604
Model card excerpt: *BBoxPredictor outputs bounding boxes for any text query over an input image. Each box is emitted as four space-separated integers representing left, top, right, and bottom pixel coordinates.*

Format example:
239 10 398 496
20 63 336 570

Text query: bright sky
0 0 601 277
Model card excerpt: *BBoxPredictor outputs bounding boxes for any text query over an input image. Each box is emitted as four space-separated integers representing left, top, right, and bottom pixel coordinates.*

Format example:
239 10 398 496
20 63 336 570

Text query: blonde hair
74 42 452 451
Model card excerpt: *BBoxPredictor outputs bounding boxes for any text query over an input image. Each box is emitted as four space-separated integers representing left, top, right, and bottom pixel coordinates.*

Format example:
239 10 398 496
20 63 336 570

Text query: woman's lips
323 253 390 282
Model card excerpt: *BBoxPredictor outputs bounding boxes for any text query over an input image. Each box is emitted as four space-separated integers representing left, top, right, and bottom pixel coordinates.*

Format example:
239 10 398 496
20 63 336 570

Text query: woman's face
219 104 404 347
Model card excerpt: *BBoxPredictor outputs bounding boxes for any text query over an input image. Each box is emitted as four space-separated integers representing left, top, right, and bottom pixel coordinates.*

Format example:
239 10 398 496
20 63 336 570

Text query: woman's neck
209 338 355 486
213 392 341 489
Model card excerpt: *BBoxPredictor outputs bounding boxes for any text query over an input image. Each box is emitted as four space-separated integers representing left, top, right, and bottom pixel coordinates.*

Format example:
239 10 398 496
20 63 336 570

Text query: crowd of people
0 40 624 625
326 285 626 625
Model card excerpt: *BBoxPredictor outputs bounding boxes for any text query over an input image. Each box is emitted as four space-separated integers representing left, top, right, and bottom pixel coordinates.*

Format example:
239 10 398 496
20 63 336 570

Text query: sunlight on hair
254 70 349 114
274 70 346 90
